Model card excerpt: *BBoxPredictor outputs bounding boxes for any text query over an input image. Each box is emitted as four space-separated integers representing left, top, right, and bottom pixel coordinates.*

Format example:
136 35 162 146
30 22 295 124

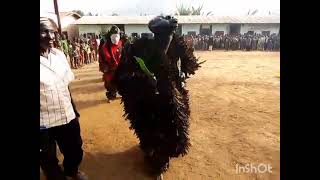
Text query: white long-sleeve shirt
40 48 75 129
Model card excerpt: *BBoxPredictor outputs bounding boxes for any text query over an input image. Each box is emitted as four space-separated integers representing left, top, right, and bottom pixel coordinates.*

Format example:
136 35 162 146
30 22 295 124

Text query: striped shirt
40 48 75 129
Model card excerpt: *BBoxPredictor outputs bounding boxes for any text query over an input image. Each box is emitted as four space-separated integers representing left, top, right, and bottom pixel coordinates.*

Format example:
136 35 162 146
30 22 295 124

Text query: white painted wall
66 24 79 40
76 23 280 37
211 24 229 35
181 24 200 35
79 24 151 36
124 25 151 36
240 24 279 34
61 16 80 40
78 25 103 35
61 16 78 29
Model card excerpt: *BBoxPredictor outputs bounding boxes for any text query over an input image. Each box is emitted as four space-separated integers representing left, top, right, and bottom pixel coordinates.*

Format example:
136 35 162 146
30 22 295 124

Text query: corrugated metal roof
40 12 81 29
74 15 280 25
59 12 82 18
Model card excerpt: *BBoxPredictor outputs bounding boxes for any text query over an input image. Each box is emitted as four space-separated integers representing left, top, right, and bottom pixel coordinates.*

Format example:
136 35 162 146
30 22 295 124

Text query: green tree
175 3 212 16
175 3 192 15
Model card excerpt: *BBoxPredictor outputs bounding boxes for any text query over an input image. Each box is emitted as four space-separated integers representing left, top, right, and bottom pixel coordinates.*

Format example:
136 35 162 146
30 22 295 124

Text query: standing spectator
71 42 80 69
251 36 258 51
61 34 69 58
245 36 252 51
266 37 273 51
67 39 74 68
225 35 230 51
40 17 88 180
208 36 214 51
220 35 225 49
99 25 124 101
204 35 209 50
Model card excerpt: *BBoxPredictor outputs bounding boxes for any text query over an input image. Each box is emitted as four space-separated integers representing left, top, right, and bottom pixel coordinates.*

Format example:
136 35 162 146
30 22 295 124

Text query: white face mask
110 34 120 45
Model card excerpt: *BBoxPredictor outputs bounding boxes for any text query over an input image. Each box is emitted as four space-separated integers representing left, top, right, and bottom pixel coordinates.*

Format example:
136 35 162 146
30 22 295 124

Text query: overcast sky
40 0 280 16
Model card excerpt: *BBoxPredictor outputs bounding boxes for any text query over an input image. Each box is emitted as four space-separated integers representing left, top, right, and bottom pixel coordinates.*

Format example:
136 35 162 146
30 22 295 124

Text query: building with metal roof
74 15 279 25
40 11 82 39
72 15 280 38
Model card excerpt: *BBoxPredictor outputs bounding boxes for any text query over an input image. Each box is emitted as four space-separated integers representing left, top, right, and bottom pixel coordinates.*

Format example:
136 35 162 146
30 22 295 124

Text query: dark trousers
104 79 117 100
40 118 83 180
104 81 117 100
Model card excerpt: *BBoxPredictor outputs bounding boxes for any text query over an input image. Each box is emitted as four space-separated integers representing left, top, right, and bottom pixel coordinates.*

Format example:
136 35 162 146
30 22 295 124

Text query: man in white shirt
40 17 88 180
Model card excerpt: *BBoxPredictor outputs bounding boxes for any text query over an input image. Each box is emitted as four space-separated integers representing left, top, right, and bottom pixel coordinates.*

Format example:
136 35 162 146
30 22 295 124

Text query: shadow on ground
81 146 154 180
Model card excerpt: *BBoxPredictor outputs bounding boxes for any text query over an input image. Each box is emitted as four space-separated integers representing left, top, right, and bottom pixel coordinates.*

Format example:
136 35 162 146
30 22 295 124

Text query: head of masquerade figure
108 25 121 45
148 15 178 35
40 17 58 52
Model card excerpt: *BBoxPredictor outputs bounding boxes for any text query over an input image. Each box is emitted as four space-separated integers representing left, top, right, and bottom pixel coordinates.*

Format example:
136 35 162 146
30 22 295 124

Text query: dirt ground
41 50 280 180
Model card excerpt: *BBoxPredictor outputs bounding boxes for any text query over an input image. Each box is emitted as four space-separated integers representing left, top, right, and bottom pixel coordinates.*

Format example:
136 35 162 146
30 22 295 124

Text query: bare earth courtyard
41 50 280 180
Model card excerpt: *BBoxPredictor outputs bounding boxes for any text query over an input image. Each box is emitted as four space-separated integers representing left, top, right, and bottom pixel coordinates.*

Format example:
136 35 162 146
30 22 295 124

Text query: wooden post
53 0 62 35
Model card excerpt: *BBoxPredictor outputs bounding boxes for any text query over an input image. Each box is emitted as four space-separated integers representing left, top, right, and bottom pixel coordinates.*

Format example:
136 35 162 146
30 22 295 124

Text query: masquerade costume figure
115 16 203 179
99 25 123 101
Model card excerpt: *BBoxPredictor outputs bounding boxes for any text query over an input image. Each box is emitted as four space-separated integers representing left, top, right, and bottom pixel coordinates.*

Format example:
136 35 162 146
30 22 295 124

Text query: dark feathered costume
114 16 203 177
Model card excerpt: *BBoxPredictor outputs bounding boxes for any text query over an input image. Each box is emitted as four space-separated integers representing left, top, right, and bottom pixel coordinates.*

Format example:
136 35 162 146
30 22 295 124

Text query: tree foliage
175 3 212 16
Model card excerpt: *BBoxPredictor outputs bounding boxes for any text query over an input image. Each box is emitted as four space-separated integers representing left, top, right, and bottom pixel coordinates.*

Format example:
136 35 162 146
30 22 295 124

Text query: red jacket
99 40 123 81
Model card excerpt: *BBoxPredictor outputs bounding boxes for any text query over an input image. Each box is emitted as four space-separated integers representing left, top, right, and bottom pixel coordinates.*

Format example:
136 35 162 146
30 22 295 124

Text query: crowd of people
184 33 280 51
54 34 100 69
52 32 280 71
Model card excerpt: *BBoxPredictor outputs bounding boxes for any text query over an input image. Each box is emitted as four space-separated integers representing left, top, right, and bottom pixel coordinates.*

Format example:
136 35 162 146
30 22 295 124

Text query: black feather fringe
115 35 202 174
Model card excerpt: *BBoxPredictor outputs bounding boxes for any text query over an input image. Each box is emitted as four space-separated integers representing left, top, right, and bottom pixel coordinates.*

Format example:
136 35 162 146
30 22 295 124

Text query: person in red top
99 25 123 101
